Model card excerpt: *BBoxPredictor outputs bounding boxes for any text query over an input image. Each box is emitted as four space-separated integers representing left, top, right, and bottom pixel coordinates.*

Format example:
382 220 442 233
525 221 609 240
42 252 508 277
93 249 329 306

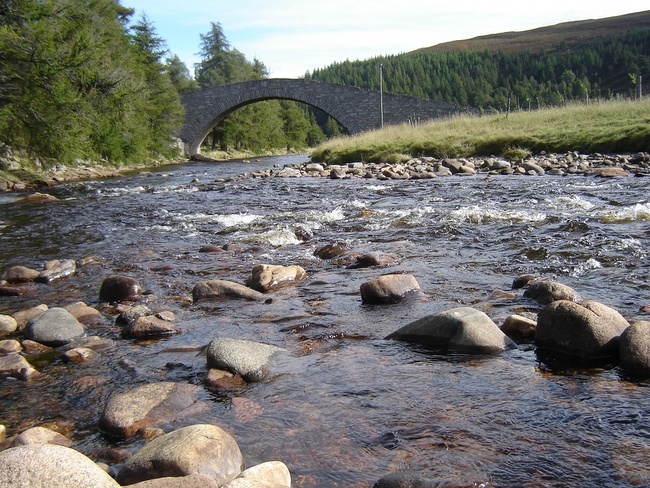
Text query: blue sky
122 1 649 78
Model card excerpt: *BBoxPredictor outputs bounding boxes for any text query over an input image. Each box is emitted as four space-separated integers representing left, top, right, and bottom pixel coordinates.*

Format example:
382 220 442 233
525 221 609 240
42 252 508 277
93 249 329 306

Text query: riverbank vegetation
311 97 650 164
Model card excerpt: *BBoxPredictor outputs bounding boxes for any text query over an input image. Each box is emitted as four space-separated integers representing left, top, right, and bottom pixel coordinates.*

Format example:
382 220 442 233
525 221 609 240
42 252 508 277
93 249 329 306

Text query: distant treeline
305 29 650 111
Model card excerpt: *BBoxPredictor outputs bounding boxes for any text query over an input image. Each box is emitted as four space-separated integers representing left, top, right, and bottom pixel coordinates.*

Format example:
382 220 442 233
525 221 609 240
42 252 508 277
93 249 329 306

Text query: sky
122 1 649 78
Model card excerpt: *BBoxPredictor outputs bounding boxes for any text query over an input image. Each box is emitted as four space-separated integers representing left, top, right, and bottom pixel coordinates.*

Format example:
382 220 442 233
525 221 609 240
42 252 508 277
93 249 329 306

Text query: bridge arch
179 79 464 157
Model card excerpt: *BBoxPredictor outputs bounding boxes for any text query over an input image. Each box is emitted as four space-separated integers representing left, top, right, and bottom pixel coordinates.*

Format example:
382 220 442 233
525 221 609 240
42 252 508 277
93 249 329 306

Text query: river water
1 154 649 487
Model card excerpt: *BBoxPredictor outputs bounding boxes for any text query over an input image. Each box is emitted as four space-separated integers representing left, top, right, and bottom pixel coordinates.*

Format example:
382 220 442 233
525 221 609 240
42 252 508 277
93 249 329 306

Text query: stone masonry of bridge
179 78 466 156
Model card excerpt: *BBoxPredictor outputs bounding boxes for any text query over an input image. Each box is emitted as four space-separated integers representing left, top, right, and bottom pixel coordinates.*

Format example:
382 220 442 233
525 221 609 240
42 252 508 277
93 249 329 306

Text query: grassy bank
311 98 650 164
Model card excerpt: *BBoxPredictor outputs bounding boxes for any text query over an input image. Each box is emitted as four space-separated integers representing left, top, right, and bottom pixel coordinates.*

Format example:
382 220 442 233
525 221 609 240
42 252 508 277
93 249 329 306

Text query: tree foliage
0 0 184 164
193 22 327 153
306 29 650 111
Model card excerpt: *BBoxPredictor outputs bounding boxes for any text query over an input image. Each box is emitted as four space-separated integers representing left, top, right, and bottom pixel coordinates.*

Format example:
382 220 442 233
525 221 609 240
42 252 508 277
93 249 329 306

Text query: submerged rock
192 279 265 302
99 382 209 437
385 307 517 354
116 424 243 486
206 338 290 382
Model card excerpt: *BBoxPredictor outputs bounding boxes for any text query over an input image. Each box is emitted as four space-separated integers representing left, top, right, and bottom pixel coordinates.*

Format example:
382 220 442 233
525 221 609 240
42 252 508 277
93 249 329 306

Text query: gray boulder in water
385 307 517 354
535 300 629 362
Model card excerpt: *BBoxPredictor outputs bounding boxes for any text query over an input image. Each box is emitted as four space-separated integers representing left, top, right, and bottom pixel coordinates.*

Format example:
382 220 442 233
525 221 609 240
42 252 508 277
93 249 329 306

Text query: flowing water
1 154 649 487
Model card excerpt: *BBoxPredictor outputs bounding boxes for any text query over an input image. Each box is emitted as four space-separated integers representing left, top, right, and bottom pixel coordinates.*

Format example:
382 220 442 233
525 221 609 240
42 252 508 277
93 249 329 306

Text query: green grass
310 98 650 164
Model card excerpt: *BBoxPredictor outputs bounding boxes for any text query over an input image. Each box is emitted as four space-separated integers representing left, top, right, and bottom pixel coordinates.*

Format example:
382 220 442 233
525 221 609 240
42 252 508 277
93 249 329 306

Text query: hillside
306 10 650 111
414 10 650 54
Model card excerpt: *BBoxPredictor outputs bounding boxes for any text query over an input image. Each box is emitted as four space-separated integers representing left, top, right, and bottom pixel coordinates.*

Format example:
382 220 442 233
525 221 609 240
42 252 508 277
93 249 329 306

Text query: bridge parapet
180 79 466 156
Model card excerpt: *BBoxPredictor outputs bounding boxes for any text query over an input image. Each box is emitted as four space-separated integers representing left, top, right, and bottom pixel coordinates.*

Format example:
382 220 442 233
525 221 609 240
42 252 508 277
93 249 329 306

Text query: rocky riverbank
235 152 650 180
0 145 184 191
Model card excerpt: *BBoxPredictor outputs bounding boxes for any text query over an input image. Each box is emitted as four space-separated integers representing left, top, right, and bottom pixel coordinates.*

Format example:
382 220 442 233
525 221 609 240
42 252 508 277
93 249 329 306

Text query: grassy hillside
306 10 650 110
310 98 650 164
414 10 650 54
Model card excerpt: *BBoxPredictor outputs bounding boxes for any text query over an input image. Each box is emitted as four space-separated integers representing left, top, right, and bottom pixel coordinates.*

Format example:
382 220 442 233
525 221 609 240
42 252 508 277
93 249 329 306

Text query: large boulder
385 307 517 354
535 300 629 362
206 338 290 382
0 444 120 487
248 264 307 292
192 279 265 303
360 274 421 304
99 382 209 437
115 424 244 486
24 307 85 346
619 320 650 376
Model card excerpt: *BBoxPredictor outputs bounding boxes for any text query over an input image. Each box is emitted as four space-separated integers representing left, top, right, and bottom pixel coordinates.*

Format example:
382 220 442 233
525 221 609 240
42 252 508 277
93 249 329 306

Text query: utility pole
379 64 384 128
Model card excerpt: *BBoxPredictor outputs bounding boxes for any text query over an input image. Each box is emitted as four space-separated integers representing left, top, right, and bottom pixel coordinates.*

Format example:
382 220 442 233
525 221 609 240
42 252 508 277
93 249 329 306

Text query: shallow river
1 155 649 487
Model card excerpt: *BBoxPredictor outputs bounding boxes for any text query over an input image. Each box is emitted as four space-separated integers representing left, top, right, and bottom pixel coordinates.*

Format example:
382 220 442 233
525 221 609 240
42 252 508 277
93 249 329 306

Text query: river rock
0 314 18 334
206 338 289 382
248 264 307 292
127 474 219 487
115 304 153 325
99 275 142 302
36 258 76 283
12 304 48 329
12 426 72 447
535 300 629 362
61 347 97 363
223 461 291 488
360 273 421 304
619 320 650 376
501 314 537 341
372 471 438 487
0 283 36 296
115 424 244 486
347 252 397 269
385 307 517 354
314 242 347 259
122 315 179 338
523 280 578 304
63 301 106 325
99 382 209 437
18 192 59 203
205 368 247 389
58 335 114 351
0 353 40 380
0 339 22 354
1 265 40 283
0 444 120 487
192 279 265 303
24 307 85 346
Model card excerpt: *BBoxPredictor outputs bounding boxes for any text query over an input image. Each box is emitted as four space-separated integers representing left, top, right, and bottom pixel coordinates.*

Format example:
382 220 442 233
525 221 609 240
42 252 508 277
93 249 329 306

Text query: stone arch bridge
179 78 465 156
